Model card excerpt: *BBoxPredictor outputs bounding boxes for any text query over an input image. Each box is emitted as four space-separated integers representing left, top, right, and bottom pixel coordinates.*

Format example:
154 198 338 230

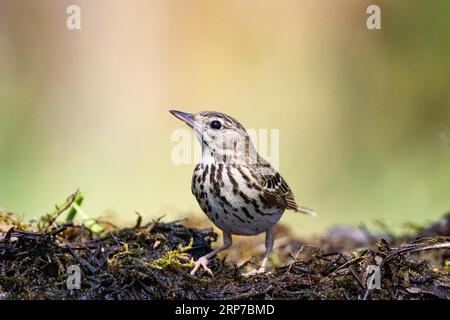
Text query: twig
329 256 364 275
338 253 365 291
44 189 80 229
64 245 97 275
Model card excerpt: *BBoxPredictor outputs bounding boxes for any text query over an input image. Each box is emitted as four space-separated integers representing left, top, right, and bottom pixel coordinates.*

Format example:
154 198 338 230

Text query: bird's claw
190 256 213 276
243 267 265 277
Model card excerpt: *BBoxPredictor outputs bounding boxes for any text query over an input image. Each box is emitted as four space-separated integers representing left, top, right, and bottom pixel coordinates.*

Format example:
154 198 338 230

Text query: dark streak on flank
250 199 271 216
241 207 254 220
239 191 250 204
232 212 246 223
259 194 269 208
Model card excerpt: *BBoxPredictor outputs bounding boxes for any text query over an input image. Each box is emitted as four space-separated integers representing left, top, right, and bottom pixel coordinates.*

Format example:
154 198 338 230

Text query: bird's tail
294 205 317 217
286 197 317 217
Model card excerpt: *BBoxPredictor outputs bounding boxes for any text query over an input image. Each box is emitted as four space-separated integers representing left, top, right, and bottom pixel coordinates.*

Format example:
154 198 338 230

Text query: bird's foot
243 267 265 277
190 256 213 276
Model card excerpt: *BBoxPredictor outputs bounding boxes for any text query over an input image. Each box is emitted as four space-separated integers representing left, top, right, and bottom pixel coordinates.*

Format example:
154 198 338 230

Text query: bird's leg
190 231 232 276
260 226 275 272
243 226 275 276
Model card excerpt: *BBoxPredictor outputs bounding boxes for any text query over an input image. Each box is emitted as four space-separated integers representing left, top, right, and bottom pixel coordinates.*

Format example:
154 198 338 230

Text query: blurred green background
0 0 449 235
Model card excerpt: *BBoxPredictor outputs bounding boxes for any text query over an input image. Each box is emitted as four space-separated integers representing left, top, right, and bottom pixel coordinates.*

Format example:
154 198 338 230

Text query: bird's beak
169 110 195 128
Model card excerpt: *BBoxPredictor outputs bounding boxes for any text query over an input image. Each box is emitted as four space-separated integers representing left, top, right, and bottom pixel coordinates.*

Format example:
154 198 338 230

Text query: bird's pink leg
243 226 275 276
190 231 232 276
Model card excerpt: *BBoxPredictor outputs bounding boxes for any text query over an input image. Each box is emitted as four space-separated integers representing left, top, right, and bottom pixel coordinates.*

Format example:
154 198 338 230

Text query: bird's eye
210 120 222 130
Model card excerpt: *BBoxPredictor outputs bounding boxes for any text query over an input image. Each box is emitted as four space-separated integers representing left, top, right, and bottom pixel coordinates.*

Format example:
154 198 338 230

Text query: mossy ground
0 199 449 299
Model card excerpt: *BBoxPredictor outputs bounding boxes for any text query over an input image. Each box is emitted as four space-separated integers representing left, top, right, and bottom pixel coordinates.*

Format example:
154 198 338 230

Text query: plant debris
0 195 449 300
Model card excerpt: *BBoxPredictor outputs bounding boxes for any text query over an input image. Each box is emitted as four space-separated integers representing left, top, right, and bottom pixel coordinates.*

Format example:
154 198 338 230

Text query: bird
169 110 316 276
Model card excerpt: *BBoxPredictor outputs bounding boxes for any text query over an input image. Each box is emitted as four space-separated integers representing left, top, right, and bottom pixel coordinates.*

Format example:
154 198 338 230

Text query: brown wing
260 172 299 210
248 155 295 209
251 156 316 216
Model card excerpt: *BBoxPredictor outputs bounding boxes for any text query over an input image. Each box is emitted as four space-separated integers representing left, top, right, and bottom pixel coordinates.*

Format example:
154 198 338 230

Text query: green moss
147 238 194 270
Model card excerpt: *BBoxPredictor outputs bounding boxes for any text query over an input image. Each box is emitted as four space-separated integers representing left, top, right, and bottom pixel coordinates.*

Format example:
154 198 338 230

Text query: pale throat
197 131 258 166
201 145 258 166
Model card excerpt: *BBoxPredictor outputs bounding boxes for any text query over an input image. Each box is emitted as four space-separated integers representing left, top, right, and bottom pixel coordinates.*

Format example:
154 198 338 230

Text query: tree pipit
170 110 316 276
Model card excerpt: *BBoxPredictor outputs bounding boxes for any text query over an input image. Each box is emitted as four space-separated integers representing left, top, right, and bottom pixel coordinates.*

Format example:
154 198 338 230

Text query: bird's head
169 110 257 164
